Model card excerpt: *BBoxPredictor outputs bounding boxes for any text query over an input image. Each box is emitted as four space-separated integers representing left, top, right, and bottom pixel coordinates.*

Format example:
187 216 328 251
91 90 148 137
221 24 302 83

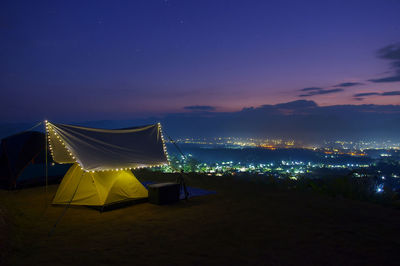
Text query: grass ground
1 171 400 265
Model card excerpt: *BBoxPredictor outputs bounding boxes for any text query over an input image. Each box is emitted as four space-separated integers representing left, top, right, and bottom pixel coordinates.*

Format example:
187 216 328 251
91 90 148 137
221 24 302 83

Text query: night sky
1 0 400 122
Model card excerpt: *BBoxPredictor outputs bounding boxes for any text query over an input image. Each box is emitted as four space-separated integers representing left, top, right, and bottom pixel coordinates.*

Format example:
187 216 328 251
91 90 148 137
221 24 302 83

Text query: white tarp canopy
46 122 168 171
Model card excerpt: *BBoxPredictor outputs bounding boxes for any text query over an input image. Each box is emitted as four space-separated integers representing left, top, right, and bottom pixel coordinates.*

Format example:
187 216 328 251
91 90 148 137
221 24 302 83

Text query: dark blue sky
1 0 400 122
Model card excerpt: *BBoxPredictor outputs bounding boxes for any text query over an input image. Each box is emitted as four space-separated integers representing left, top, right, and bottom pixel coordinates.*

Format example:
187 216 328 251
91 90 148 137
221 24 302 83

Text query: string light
158 122 171 166
46 121 170 173
46 121 84 170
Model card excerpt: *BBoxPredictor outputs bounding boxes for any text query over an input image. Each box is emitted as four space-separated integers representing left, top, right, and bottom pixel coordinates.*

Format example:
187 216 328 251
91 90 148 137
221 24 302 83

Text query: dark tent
0 131 69 189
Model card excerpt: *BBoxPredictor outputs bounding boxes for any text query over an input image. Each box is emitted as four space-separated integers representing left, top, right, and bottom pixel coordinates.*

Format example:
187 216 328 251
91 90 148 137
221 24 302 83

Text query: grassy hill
1 171 400 265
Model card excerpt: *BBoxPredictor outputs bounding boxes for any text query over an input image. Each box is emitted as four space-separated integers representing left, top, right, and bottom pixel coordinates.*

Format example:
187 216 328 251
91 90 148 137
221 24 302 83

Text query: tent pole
45 123 49 193
45 121 48 198
162 128 189 200
48 171 84 236
163 130 187 161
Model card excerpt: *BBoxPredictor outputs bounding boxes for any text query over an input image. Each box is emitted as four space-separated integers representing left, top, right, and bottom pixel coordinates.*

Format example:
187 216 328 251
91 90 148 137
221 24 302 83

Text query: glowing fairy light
46 121 168 172
158 122 171 166
46 121 85 169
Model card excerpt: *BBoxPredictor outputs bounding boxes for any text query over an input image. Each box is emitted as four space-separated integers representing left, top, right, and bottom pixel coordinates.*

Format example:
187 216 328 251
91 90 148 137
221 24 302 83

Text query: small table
147 182 180 205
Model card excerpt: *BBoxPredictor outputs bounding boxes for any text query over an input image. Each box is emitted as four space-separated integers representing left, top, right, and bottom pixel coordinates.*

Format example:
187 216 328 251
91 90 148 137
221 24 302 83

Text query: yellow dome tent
46 122 169 206
52 163 148 206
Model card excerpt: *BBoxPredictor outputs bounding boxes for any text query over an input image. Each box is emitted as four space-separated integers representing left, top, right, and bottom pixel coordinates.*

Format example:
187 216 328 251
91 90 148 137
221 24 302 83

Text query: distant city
152 137 400 191
171 137 400 151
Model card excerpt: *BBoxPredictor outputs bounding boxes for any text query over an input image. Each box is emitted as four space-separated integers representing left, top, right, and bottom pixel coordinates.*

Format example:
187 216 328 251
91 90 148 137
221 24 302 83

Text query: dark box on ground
148 182 180 205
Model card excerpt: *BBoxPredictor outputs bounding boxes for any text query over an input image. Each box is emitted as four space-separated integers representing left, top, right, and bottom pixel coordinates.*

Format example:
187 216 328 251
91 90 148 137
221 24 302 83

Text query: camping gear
143 181 216 200
147 182 180 205
46 122 169 206
176 171 189 200
0 131 68 189
162 133 190 200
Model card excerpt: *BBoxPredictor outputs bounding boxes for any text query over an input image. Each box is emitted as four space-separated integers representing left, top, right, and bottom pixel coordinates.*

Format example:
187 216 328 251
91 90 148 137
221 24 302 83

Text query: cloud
369 43 400 83
184 105 216 111
353 92 380 97
300 87 323 92
275 100 317 109
299 88 344 97
381 91 400 96
369 76 400 83
352 90 400 100
352 97 364 101
378 44 400 61
334 82 363 87
298 83 361 98
157 100 400 142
